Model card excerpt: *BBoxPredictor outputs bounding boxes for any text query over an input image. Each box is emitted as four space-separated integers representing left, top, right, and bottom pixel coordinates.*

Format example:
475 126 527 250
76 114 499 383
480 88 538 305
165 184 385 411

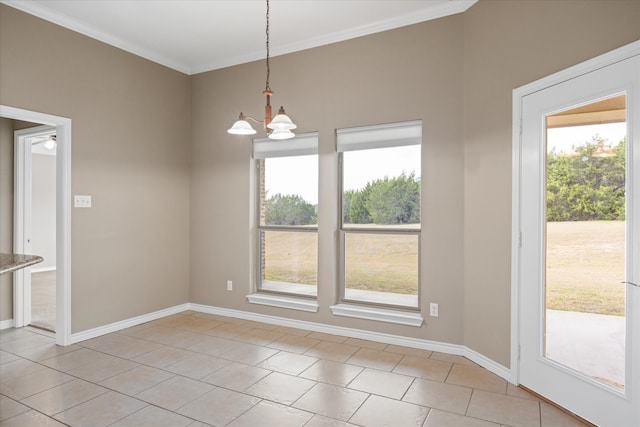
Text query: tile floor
0 311 588 426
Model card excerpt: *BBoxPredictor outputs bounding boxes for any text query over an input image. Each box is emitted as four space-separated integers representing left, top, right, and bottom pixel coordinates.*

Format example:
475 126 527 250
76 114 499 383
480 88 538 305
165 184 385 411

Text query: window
254 133 318 298
338 121 421 309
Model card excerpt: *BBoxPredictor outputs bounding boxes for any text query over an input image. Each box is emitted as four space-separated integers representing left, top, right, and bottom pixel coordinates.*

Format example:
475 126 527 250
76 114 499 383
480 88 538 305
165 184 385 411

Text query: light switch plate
74 195 92 208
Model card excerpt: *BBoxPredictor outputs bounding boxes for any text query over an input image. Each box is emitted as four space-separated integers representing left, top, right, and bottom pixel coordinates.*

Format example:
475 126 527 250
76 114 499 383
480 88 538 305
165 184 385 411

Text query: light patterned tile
245 372 316 405
273 326 312 337
300 359 364 387
304 414 358 427
466 390 540 427
293 383 368 422
186 335 241 357
267 334 320 354
307 332 348 343
0 350 20 365
258 351 318 375
540 401 590 427
430 351 478 366
201 361 271 391
177 387 260 426
135 376 214 411
219 342 279 365
234 328 285 346
21 379 109 415
111 405 193 427
424 409 501 427
0 365 74 400
66 355 139 383
227 400 313 427
383 344 433 358
350 394 428 427
343 337 387 350
0 394 30 421
393 354 453 382
131 345 194 368
164 352 230 379
304 341 359 363
1 409 67 427
55 391 147 427
403 378 472 415
202 322 253 339
347 368 414 399
445 364 507 394
99 365 174 395
346 347 403 371
80 333 162 359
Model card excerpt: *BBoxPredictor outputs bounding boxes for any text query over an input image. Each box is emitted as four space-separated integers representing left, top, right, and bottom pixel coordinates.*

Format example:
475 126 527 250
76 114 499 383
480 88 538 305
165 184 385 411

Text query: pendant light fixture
227 0 296 140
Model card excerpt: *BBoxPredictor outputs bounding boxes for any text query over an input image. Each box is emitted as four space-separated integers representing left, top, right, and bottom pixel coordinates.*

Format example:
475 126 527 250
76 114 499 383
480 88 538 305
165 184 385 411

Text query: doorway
512 42 639 426
15 125 57 332
0 105 72 346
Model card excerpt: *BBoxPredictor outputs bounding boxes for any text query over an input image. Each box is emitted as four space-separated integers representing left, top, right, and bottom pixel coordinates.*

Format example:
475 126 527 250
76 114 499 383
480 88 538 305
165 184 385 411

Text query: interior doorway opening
17 126 58 332
0 104 72 346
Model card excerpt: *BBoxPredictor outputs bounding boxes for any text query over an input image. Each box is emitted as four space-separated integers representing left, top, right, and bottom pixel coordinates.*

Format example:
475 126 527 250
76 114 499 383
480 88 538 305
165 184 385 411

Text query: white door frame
1 105 72 346
13 124 56 328
511 40 640 420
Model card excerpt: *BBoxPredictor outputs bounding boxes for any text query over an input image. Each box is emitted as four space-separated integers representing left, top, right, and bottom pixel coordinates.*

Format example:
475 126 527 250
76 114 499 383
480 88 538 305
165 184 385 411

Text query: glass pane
545 94 626 389
260 155 318 227
343 145 420 228
259 230 317 296
344 232 418 308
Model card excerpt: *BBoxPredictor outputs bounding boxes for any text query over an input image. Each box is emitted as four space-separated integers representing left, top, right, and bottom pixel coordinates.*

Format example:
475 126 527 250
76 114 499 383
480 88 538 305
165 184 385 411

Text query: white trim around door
0 105 72 346
512 40 640 425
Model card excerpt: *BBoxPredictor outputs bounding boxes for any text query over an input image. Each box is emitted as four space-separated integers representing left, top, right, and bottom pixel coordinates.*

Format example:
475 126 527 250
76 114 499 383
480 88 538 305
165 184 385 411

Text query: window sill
330 303 424 327
247 293 319 313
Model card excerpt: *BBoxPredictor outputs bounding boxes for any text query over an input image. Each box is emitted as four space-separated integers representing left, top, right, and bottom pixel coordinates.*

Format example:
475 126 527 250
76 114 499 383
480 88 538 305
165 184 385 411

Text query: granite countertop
0 253 44 275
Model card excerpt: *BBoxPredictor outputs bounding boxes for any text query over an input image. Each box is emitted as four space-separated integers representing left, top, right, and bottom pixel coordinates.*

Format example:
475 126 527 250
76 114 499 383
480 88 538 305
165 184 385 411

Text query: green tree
265 193 317 225
546 137 625 221
348 183 372 224
345 172 420 224
367 172 420 224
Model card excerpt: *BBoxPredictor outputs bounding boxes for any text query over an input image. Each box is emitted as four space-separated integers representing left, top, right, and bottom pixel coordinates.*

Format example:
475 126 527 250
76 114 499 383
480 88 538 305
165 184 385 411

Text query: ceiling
2 0 477 75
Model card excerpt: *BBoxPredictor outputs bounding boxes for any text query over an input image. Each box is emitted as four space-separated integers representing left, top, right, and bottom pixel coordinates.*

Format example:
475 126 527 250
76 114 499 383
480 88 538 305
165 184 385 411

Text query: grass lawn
264 221 626 316
546 220 625 316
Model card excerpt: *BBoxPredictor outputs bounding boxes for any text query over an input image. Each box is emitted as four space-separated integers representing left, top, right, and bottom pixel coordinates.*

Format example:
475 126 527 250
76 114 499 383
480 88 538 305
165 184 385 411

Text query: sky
264 145 420 205
547 122 626 153
264 122 627 205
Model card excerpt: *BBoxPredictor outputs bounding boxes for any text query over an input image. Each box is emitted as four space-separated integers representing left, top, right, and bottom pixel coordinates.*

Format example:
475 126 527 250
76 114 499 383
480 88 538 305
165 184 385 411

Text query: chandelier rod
265 0 271 92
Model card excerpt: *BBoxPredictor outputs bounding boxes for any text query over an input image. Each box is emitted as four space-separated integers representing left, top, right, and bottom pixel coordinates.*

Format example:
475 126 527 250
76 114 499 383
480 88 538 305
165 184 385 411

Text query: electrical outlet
429 303 439 317
226 280 233 291
74 195 92 208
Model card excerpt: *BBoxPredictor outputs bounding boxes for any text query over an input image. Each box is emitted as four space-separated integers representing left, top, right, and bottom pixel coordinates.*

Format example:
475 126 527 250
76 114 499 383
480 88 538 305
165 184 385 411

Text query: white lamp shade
268 128 295 140
44 139 56 150
228 119 257 135
266 107 296 130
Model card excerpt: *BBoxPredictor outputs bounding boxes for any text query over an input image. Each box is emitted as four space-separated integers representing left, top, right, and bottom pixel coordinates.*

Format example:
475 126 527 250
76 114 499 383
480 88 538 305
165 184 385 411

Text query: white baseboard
69 303 190 344
31 266 57 274
0 318 15 330
189 303 513 383
52 300 512 384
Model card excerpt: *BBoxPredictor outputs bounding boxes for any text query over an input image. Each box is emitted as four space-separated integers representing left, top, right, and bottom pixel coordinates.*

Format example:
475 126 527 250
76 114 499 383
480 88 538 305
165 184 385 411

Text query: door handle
622 281 640 288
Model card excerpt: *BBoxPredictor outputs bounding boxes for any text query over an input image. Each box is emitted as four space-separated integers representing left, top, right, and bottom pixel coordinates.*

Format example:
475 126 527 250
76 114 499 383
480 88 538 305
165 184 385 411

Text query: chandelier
227 0 297 140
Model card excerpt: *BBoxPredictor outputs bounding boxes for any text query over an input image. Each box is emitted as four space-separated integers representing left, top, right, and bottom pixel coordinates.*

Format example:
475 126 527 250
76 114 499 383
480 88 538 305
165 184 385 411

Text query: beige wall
462 0 639 366
190 13 466 344
190 0 639 367
0 0 638 367
0 5 191 332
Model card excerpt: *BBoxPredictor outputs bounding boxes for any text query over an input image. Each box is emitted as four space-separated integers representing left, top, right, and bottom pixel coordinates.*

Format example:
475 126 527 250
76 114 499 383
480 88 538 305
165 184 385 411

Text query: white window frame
251 132 320 309
335 120 423 316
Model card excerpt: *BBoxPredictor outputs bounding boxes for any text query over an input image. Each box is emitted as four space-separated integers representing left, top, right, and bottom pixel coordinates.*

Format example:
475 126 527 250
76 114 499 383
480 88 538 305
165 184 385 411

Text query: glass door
518 51 639 426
